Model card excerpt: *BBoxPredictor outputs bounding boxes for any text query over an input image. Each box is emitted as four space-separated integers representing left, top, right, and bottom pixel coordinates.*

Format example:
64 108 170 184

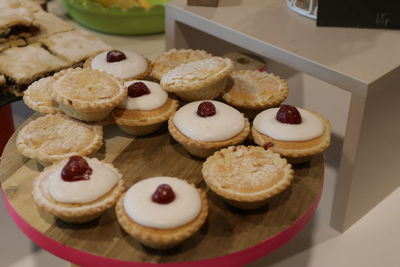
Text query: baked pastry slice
202 146 294 209
111 80 179 135
0 0 40 42
52 68 126 122
151 49 212 81
160 57 234 101
39 29 110 66
33 156 124 223
252 105 331 164
83 49 152 81
222 70 289 118
16 114 103 166
0 44 70 94
168 100 250 158
116 176 208 249
23 76 60 114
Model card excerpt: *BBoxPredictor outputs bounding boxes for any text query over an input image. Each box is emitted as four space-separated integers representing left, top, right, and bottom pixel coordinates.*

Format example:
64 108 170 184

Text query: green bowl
63 0 168 35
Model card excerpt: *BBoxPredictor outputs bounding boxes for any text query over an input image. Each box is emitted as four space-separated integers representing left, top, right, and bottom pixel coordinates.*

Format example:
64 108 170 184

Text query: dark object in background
187 0 219 7
317 0 400 30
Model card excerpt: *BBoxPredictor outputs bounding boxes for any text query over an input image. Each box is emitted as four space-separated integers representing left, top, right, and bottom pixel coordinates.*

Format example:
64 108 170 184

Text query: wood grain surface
0 115 324 264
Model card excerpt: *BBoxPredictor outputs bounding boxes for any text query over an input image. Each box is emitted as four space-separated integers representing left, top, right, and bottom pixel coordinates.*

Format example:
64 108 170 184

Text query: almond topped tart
111 80 179 136
151 48 212 81
52 67 126 122
33 156 124 223
252 105 331 164
168 100 250 158
16 114 103 166
160 57 234 102
116 176 208 249
222 70 289 119
202 146 294 209
23 76 61 114
83 49 152 81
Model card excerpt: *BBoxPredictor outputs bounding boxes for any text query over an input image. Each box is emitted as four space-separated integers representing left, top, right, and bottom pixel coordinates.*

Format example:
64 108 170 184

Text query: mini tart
32 157 125 223
111 98 179 136
252 109 331 164
52 68 126 122
168 101 250 158
23 76 61 114
222 70 289 118
160 57 234 102
83 50 152 81
116 177 208 249
151 49 213 81
202 146 293 209
16 114 103 166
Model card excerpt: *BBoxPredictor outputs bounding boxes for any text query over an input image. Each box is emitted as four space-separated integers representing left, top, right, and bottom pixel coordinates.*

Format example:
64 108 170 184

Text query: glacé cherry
127 82 151 98
61 156 92 182
276 105 302 124
106 50 126 63
197 101 216 117
151 184 176 204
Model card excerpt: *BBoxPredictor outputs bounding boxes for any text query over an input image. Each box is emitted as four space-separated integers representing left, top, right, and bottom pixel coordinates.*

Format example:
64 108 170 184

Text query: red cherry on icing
106 50 126 63
151 184 176 204
61 156 92 182
197 101 216 117
276 105 302 124
127 82 151 98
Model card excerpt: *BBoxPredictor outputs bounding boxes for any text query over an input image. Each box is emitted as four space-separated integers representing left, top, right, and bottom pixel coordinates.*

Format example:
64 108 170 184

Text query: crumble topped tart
40 29 110 65
33 156 124 223
202 145 294 209
23 76 60 114
116 176 208 249
52 68 126 122
151 49 213 81
160 57 234 101
252 105 331 163
16 113 103 166
222 70 289 117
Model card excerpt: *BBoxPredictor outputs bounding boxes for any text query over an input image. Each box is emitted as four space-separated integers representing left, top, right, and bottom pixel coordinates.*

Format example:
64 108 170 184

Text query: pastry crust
252 112 331 159
116 188 208 249
16 114 103 165
202 146 293 209
52 68 126 121
222 70 289 109
160 57 234 102
39 29 110 65
23 76 61 114
151 48 213 81
168 113 250 158
32 158 125 223
83 54 153 81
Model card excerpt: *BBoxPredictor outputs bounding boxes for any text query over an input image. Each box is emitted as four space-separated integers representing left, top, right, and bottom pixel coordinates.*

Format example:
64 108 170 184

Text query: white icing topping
124 177 201 229
173 100 245 142
253 108 324 141
91 50 147 80
117 80 168 111
48 160 120 204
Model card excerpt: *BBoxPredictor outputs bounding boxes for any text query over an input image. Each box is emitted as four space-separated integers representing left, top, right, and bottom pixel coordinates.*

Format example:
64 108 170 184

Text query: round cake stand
0 116 324 267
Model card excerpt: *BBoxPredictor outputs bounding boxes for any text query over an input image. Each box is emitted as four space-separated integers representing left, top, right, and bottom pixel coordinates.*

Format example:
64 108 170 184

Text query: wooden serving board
0 114 324 266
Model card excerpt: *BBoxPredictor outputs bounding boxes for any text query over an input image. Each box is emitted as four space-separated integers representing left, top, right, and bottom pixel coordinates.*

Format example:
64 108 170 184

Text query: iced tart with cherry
111 80 179 136
168 100 250 158
84 49 152 81
252 105 331 163
32 156 124 223
116 176 208 249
